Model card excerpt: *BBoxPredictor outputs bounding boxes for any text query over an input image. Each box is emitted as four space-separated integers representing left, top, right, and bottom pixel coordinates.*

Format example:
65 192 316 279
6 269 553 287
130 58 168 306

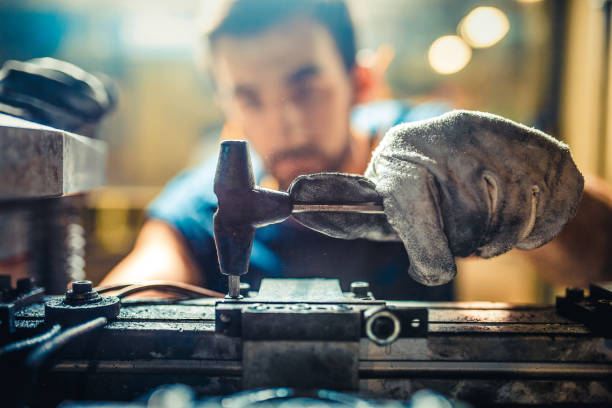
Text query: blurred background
0 0 609 302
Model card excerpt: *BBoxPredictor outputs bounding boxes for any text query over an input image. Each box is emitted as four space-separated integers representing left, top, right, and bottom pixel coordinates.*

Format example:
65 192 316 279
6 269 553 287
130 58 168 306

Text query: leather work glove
0 57 117 136
290 110 584 286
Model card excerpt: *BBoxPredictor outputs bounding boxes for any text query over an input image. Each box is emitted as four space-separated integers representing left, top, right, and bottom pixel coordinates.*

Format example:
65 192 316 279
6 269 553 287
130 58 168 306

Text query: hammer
213 140 383 298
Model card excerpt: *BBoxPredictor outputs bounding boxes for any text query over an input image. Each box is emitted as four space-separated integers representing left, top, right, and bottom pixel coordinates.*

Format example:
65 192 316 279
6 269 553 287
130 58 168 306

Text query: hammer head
213 141 292 277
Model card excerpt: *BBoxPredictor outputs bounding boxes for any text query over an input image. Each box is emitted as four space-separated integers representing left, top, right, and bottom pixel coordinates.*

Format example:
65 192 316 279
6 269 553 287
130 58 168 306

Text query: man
100 0 609 299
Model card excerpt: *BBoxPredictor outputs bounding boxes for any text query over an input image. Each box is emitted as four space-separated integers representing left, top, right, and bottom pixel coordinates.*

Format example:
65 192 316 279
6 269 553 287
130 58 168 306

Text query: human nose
272 96 308 145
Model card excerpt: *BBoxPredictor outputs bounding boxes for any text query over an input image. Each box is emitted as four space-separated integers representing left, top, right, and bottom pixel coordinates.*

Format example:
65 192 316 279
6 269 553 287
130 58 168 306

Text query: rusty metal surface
360 336 611 362
11 297 612 405
360 379 612 405
359 361 612 379
243 341 359 390
427 308 574 323
0 113 106 200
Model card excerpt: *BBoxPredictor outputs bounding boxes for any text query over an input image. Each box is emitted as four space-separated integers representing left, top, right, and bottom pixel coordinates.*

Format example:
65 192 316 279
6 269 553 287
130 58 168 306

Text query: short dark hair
204 0 356 72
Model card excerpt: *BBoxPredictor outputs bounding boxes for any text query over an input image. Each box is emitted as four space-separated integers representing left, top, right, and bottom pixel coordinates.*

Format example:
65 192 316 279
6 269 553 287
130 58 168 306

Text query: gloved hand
0 57 117 136
290 110 584 286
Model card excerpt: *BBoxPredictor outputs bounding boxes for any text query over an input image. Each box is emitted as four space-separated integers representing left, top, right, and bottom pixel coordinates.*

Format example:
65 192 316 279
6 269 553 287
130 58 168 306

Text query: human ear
351 45 395 105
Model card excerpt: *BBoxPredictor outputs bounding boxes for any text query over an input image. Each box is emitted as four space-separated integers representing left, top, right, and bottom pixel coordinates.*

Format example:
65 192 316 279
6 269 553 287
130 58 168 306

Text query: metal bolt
365 310 401 345
239 282 251 297
372 315 395 339
350 281 370 298
65 280 101 305
71 280 93 294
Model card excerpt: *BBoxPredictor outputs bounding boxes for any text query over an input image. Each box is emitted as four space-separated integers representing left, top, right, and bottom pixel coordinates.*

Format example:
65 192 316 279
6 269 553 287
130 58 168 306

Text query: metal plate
0 114 106 200
243 341 359 390
11 297 612 405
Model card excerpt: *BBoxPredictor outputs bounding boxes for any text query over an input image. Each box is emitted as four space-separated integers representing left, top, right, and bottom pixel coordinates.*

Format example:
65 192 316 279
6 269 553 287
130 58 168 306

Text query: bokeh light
428 35 472 75
460 7 510 48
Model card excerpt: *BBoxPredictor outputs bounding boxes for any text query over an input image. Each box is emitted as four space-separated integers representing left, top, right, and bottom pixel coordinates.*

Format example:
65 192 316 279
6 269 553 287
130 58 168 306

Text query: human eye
292 84 323 106
235 89 262 110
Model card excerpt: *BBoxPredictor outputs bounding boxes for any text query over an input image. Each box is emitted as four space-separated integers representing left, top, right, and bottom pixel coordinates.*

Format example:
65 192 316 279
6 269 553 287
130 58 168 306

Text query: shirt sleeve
351 99 453 140
146 149 269 288
147 156 219 270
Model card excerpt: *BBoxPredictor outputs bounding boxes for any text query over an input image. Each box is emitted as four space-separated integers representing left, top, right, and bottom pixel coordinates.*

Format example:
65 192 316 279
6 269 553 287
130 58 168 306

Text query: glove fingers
516 149 584 250
288 173 398 241
372 158 457 286
0 58 116 132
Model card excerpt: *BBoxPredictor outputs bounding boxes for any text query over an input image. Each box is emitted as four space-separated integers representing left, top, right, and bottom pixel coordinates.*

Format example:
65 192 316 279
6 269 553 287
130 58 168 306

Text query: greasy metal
556 282 612 336
0 275 44 336
292 203 384 214
358 361 612 378
51 359 611 379
65 280 101 305
227 276 241 299
71 281 93 294
243 340 359 390
9 283 612 405
240 303 361 341
239 284 362 389
213 279 426 390
45 281 120 325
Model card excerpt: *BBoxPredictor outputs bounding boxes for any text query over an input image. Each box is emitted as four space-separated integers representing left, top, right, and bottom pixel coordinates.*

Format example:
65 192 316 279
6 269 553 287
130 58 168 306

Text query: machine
0 131 610 407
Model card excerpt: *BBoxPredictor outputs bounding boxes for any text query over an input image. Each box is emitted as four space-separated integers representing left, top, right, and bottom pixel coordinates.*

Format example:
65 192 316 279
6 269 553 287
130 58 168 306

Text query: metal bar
52 359 242 376
292 203 384 214
51 359 612 380
227 275 241 298
358 361 612 379
0 114 107 200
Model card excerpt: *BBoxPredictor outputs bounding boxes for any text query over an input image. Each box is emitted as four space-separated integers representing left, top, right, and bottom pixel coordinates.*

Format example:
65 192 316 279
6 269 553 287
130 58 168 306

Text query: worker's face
211 18 355 189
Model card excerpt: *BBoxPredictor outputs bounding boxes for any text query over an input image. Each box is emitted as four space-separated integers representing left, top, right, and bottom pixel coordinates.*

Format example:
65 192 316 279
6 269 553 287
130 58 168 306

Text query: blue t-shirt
148 100 453 300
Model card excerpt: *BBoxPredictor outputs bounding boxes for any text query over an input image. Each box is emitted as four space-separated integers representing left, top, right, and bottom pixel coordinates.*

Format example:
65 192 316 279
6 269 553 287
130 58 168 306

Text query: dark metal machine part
4 278 611 407
556 282 612 336
215 279 426 390
0 114 107 293
44 280 120 326
0 276 44 335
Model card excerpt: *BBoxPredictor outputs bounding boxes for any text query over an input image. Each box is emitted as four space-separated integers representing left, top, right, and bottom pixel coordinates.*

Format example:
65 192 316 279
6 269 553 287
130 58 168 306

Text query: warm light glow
120 13 196 52
460 7 510 48
428 35 472 75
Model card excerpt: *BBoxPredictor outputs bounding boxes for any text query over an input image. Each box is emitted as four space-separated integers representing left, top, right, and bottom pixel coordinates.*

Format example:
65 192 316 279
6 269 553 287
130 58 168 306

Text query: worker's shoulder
149 156 218 214
351 99 453 138
147 147 267 218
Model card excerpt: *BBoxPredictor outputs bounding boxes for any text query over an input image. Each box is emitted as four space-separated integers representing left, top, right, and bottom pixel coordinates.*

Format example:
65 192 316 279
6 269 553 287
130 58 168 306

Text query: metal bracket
214 278 428 390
